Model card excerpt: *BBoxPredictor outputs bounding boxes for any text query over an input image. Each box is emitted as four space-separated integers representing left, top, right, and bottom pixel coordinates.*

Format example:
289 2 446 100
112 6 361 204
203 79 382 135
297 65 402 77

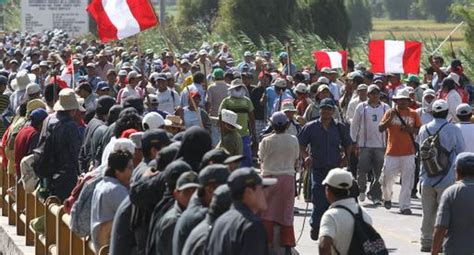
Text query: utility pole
160 0 165 29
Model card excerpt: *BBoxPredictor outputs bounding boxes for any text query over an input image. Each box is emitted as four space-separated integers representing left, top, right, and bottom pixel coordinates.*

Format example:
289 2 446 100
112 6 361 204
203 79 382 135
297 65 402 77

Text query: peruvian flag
87 0 159 43
368 40 422 74
313 50 348 71
60 58 74 87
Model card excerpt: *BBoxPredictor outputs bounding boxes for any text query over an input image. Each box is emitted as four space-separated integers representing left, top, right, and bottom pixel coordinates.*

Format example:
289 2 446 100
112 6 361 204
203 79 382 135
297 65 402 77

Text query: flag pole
431 21 464 56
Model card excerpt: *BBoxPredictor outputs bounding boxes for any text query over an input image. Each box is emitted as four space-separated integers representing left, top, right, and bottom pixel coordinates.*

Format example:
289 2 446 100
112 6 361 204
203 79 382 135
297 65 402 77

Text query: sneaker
384 201 392 210
373 199 382 206
358 193 366 202
400 209 412 215
310 228 319 241
420 246 431 252
411 193 419 199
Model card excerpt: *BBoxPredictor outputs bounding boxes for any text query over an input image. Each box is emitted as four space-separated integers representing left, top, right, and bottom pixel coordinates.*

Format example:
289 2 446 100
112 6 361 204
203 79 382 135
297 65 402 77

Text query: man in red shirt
14 108 48 178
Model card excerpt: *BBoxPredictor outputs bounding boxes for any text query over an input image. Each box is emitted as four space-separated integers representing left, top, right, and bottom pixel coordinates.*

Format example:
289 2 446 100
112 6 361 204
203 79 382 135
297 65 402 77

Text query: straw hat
165 115 184 129
12 70 36 91
221 109 242 129
53 88 80 111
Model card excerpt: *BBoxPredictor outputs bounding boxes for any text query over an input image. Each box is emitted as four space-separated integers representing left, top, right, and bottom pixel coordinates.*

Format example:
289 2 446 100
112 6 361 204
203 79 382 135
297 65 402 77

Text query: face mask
422 97 434 112
230 88 245 98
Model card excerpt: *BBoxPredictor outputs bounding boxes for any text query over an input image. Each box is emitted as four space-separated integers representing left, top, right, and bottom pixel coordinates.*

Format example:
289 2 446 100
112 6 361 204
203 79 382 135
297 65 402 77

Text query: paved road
294 183 424 254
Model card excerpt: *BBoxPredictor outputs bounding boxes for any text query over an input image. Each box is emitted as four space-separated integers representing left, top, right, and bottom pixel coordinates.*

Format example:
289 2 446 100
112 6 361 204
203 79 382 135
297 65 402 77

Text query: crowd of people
0 29 473 255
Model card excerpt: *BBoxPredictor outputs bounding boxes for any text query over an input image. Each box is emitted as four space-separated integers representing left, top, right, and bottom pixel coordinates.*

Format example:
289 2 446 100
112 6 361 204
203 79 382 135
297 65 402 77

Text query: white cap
432 99 449 113
142 112 165 130
367 84 380 93
392 88 411 100
221 109 242 129
317 76 330 85
357 84 368 91
273 78 287 88
456 103 472 116
26 83 41 95
294 83 308 94
118 70 128 76
198 49 208 56
423 89 436 97
113 138 136 154
322 168 353 189
447 72 460 85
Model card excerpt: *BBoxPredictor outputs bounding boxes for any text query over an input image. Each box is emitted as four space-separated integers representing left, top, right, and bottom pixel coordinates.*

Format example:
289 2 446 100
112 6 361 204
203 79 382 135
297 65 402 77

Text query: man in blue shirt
297 98 352 240
417 99 465 253
180 72 206 108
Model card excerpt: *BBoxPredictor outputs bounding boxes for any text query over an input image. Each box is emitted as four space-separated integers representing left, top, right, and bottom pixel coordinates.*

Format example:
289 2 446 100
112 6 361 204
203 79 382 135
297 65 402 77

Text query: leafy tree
215 0 296 45
384 0 411 19
452 0 474 51
425 0 454 22
345 0 372 39
177 0 219 31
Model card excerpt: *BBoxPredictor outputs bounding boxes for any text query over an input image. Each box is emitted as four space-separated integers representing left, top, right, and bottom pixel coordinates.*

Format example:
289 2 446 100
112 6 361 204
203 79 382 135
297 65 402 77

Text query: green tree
384 0 411 19
452 0 474 51
177 0 219 30
215 0 296 45
345 0 372 40
425 0 454 22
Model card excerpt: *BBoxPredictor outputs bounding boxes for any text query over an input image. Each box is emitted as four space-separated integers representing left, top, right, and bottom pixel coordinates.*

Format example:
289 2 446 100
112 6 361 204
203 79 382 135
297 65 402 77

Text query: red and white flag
87 0 158 43
60 57 74 88
368 40 422 74
313 50 348 71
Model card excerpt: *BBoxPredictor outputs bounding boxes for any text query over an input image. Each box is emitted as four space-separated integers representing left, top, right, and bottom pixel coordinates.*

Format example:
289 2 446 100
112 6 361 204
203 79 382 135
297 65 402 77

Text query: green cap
176 171 201 191
404 74 420 84
212 68 224 79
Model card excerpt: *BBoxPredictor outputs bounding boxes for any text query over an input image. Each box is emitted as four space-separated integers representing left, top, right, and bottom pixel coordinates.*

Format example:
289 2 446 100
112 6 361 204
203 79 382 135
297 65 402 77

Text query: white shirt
329 82 341 101
319 198 372 255
455 122 474 152
120 85 140 102
156 88 180 114
346 97 365 124
447 90 462 122
350 102 390 148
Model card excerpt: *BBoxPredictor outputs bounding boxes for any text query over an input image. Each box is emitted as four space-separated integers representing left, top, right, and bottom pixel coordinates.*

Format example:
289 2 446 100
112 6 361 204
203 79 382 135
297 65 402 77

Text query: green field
371 18 466 49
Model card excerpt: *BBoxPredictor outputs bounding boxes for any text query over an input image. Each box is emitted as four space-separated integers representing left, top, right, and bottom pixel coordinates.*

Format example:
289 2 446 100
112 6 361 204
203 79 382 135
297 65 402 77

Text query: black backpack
32 121 58 179
334 205 388 255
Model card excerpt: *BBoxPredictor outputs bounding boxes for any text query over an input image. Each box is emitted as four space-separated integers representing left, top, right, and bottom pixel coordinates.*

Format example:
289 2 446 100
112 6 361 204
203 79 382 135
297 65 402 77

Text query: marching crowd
0 29 473 255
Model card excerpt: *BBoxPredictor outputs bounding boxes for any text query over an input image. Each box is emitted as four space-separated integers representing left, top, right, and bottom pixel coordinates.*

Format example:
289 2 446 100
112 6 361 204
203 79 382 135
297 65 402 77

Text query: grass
371 18 466 49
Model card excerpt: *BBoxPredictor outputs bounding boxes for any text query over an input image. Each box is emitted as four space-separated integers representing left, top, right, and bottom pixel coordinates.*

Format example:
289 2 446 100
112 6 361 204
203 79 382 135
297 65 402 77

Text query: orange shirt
382 108 421 156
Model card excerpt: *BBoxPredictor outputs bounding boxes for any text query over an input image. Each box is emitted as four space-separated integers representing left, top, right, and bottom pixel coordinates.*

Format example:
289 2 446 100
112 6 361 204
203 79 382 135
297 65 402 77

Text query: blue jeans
310 167 331 229
241 135 252 167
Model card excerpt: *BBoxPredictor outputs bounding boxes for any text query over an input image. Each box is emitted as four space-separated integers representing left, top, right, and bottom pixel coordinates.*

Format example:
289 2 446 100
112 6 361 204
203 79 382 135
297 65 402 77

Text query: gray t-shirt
435 179 474 255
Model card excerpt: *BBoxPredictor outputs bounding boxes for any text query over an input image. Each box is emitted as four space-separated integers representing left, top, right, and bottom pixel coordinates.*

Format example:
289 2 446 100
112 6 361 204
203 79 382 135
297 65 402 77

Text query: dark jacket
152 201 183 255
206 202 269 255
78 117 104 173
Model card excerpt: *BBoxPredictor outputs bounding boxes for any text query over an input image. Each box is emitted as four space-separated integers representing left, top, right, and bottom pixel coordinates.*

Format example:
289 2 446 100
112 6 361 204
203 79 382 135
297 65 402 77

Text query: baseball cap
244 51 253 57
201 148 231 168
86 62 96 68
432 99 449 113
322 168 353 189
142 129 171 152
199 164 230 187
176 171 201 191
456 103 472 116
128 70 141 80
455 152 474 171
271 111 289 126
319 98 335 109
281 101 297 113
29 108 48 125
294 83 308 94
113 138 135 154
96 96 116 116
164 161 193 192
212 68 224 79
228 167 277 194
316 76 330 85
189 90 201 99
223 155 245 164
118 70 128 76
26 83 41 95
31 64 40 71
143 112 165 130
129 131 143 149
273 78 287 89
367 84 380 93
155 143 181 171
404 74 420 84
96 81 110 91
120 128 138 139
317 84 330 94
357 84 368 91
198 49 208 56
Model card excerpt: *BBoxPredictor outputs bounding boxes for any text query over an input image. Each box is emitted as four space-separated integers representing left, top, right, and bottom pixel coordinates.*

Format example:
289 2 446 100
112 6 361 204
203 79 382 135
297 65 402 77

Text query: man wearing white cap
318 168 376 255
193 49 212 78
217 109 243 156
379 88 422 215
417 99 465 252
345 84 368 124
351 84 390 204
455 103 474 152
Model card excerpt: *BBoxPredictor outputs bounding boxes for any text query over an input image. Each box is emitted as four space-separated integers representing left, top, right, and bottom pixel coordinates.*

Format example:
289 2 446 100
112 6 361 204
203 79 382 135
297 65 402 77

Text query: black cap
122 96 144 114
142 129 171 153
176 171 201 191
200 148 230 169
96 96 116 116
163 160 192 191
198 164 230 187
223 155 245 164
155 142 181 171
227 167 277 194
209 184 232 218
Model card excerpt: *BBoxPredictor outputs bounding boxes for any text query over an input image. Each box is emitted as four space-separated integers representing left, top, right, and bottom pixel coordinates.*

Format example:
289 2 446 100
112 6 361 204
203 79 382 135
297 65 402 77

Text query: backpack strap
334 204 360 218
394 109 418 152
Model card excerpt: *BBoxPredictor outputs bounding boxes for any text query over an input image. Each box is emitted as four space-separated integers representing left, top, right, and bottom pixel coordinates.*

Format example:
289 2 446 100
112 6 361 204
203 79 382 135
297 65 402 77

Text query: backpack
32 121 58 178
335 205 388 255
20 154 39 193
419 122 451 178
70 172 103 237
